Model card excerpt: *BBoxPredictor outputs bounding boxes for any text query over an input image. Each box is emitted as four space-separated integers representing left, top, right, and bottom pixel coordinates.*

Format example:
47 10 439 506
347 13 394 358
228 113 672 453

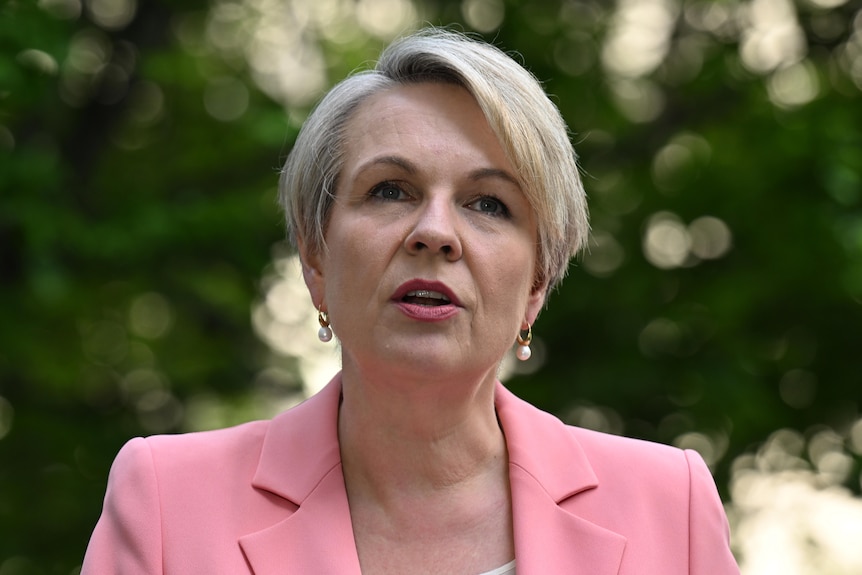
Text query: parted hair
279 27 588 291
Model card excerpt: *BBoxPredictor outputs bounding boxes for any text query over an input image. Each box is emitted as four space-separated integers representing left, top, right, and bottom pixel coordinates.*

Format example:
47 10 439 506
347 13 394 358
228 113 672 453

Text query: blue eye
468 196 509 217
370 182 406 200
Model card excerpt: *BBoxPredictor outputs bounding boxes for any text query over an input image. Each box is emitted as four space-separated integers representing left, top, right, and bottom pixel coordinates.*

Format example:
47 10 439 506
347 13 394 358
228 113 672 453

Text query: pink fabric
82 374 740 574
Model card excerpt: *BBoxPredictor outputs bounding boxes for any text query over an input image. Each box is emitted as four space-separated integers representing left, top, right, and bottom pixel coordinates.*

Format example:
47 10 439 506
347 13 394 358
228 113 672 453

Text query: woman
82 28 739 574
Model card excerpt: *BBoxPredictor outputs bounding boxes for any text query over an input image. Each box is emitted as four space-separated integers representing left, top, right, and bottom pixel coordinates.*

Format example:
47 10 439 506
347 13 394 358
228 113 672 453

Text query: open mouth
402 290 452 306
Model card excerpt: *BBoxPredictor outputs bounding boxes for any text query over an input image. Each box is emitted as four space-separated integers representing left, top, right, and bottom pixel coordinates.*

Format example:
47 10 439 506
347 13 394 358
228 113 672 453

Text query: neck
337 361 507 504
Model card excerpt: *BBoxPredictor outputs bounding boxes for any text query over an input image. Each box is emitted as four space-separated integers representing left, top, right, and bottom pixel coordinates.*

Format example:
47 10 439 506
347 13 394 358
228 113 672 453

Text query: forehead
341 82 513 173
349 81 477 125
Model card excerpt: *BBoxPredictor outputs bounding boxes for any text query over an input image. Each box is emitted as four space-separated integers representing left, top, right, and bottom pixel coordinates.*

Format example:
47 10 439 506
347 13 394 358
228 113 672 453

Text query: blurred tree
0 0 860 572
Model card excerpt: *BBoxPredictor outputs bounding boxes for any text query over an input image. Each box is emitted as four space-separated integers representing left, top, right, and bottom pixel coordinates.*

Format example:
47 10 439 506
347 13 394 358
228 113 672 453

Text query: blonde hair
279 27 588 290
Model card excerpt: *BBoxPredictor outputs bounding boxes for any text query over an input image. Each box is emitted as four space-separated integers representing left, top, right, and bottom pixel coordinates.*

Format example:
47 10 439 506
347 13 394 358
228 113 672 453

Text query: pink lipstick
391 279 460 321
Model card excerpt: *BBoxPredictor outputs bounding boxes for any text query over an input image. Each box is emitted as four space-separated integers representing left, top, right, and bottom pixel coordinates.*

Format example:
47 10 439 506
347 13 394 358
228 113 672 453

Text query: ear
523 279 549 328
297 237 326 309
521 281 548 329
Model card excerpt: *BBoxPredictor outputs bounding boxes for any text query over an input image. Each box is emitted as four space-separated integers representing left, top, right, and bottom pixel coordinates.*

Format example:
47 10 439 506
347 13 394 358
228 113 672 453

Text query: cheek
479 242 536 307
324 219 393 293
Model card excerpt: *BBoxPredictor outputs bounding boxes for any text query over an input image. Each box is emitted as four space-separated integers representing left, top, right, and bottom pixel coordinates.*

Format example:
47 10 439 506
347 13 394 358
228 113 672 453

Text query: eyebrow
356 155 521 188
468 167 521 188
357 155 418 175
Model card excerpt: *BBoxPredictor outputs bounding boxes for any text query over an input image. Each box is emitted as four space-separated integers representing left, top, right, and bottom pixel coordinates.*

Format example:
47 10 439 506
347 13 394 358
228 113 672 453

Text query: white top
477 560 516 575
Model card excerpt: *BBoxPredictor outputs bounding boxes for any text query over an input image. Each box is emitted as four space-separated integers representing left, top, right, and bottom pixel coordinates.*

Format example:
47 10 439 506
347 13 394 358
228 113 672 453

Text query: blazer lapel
238 375 362 575
239 463 361 574
497 383 627 575
238 377 625 575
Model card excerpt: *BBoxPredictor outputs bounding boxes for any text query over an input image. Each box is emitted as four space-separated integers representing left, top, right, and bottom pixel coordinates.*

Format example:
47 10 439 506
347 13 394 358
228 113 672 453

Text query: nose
404 197 463 261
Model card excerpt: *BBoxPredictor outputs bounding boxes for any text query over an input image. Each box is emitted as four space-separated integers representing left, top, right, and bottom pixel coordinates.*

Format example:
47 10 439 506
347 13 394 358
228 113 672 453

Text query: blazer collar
240 375 626 575
496 383 627 574
239 373 363 574
249 372 344 504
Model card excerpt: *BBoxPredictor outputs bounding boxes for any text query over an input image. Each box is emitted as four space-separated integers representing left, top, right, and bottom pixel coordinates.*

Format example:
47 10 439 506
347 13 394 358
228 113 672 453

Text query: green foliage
1 0 861 571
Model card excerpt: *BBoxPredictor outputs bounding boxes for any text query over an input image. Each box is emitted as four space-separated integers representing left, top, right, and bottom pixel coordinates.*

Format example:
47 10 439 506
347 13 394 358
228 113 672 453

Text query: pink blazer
82 374 739 574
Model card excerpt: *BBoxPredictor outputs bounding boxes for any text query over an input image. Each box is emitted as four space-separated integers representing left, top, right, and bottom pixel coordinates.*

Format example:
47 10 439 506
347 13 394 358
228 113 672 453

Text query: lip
391 279 461 321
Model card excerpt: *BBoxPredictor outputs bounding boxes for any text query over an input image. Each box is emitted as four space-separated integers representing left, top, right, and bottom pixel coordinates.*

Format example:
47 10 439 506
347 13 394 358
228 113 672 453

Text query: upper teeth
407 290 450 302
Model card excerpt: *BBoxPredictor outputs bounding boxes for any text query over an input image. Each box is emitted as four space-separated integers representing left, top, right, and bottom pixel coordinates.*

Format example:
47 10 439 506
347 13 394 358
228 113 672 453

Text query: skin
300 82 548 574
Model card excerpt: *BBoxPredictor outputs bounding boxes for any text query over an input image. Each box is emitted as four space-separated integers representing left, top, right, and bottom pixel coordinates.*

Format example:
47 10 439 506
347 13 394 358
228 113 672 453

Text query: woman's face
302 82 547 382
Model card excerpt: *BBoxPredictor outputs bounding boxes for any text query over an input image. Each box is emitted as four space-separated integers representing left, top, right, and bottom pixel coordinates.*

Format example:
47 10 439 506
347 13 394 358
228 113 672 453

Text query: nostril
403 217 461 259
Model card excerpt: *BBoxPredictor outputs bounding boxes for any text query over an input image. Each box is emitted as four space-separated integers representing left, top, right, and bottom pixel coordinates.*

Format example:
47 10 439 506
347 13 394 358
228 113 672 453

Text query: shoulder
556 418 735 570
105 419 273 506
500 385 718 508
499 388 737 571
142 419 270 464
566 424 696 479
500 384 699 481
554 414 721 511
498 384 697 482
561 416 732 557
564 423 726 517
117 419 270 472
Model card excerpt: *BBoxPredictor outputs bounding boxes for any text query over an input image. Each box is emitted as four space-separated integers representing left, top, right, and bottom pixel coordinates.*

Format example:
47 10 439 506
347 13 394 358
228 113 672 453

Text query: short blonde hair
279 27 588 290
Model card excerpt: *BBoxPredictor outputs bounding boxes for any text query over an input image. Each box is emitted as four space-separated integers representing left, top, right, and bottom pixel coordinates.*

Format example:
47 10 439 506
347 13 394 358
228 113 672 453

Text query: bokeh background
2 0 862 572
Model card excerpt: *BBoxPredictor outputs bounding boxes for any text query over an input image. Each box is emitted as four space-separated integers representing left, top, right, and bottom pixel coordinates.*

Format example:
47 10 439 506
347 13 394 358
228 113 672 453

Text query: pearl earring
318 308 332 342
516 325 532 361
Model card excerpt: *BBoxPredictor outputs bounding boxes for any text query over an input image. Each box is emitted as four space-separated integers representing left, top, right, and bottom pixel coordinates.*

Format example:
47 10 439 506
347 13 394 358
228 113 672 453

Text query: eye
466 195 510 217
370 181 408 201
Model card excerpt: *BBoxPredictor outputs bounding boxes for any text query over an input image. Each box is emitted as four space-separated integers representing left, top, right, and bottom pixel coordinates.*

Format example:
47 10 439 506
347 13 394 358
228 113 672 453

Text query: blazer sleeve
685 449 740 574
81 437 164 575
